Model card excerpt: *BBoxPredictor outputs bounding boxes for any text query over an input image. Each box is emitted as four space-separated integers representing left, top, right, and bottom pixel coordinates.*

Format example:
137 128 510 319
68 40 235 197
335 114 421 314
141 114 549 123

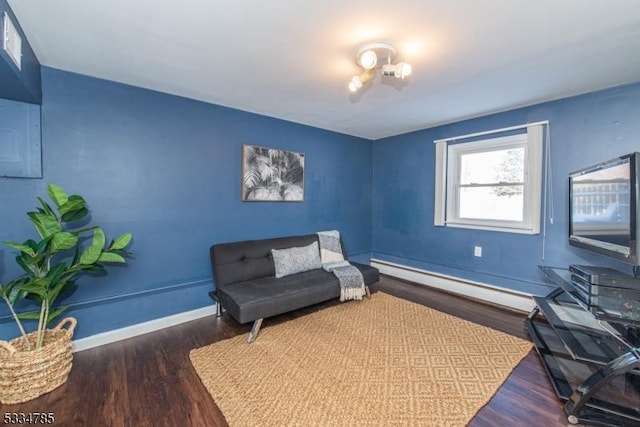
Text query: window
434 125 543 234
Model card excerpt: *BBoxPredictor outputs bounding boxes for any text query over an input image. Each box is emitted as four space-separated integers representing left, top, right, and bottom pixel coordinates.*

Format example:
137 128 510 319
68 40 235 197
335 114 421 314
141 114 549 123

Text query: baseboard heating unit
370 258 536 313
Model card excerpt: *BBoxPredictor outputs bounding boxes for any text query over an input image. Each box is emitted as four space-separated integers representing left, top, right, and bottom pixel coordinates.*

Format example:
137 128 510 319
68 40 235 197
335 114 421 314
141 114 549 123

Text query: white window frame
434 126 543 235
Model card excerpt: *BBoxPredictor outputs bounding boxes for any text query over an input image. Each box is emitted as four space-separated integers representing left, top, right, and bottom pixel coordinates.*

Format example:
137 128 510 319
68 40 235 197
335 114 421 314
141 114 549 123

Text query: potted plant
0 184 132 404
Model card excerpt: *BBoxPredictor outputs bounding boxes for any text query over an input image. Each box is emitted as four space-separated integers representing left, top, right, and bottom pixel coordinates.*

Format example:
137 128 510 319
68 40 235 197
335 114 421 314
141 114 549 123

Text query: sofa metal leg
365 285 371 299
209 291 224 317
248 319 264 343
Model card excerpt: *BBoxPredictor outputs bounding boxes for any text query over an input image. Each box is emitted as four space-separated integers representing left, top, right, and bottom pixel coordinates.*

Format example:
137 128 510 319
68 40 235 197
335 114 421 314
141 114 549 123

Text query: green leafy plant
0 184 132 350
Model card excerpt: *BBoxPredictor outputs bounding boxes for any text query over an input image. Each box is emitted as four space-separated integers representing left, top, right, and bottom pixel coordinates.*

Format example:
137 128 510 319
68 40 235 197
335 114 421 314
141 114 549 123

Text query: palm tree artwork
242 145 305 201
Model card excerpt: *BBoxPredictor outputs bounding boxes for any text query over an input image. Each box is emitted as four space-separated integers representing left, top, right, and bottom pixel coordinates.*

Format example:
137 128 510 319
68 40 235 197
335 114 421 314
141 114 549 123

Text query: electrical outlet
474 246 482 257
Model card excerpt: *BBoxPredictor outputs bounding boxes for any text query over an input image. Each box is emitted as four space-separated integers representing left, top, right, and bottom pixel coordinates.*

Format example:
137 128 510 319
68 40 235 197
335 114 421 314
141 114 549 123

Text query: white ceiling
7 0 640 140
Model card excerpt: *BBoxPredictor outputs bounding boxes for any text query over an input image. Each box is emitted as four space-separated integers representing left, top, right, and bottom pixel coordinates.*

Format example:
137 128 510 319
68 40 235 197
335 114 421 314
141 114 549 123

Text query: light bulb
349 75 363 92
397 62 412 79
348 70 375 92
358 50 377 70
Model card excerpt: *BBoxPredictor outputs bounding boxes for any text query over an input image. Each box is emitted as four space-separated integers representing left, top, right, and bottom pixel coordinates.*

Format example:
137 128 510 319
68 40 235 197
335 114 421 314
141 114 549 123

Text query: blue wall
2 62 638 341
372 82 640 296
0 67 373 340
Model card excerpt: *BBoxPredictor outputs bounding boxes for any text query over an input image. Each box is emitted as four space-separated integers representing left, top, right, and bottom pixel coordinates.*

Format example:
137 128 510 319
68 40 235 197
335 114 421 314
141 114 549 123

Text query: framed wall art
241 145 305 202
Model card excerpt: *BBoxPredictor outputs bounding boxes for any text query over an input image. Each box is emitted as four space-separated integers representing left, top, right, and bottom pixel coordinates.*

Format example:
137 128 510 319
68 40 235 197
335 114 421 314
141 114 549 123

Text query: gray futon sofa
209 233 379 342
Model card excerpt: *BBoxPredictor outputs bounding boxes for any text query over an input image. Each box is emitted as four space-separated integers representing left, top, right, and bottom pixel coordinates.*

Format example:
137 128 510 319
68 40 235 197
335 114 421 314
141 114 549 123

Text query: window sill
445 221 539 235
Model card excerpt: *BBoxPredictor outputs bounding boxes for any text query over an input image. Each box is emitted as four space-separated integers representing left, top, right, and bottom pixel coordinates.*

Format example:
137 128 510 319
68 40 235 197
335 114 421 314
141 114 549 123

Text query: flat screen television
569 152 640 266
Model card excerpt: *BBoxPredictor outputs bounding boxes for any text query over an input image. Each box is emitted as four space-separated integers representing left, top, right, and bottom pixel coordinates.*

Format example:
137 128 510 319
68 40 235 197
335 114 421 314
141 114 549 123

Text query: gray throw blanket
317 230 366 301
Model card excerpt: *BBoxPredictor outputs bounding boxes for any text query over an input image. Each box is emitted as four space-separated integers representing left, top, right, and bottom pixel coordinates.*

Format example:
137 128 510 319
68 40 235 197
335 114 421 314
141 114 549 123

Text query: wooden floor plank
0 275 572 426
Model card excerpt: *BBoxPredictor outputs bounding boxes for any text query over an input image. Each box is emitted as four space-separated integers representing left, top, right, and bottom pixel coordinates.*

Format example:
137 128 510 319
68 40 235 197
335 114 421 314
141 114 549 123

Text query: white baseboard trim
72 305 218 352
370 258 535 313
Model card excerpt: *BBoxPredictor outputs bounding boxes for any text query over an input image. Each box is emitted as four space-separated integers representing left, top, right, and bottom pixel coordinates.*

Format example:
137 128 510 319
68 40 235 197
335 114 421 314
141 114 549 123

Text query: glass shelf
527 266 640 426
540 266 640 328
528 319 640 420
532 295 638 365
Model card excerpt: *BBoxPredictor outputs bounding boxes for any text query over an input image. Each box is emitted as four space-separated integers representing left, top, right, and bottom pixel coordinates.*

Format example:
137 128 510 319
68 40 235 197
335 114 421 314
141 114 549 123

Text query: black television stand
525 266 640 426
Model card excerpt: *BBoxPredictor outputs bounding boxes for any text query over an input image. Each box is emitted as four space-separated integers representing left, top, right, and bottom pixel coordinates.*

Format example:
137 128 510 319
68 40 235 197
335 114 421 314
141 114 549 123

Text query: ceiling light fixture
348 42 412 93
358 49 378 70
348 69 375 92
381 62 412 79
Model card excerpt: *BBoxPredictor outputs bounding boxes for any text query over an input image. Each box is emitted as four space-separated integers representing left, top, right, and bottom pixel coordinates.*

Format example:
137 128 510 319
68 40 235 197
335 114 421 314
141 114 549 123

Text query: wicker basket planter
0 317 76 404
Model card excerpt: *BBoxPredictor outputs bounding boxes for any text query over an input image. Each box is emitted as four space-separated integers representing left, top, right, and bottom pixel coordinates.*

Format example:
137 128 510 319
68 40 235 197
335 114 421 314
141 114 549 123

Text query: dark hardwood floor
0 275 571 426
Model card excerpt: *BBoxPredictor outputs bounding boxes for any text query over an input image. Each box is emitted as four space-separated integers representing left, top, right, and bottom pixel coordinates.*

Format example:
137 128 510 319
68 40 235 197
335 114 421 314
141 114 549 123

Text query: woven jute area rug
190 292 532 426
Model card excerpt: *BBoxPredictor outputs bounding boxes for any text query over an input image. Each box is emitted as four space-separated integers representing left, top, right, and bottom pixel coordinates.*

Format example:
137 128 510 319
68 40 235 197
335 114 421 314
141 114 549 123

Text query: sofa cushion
210 234 319 287
215 261 380 324
217 269 339 324
271 241 321 278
